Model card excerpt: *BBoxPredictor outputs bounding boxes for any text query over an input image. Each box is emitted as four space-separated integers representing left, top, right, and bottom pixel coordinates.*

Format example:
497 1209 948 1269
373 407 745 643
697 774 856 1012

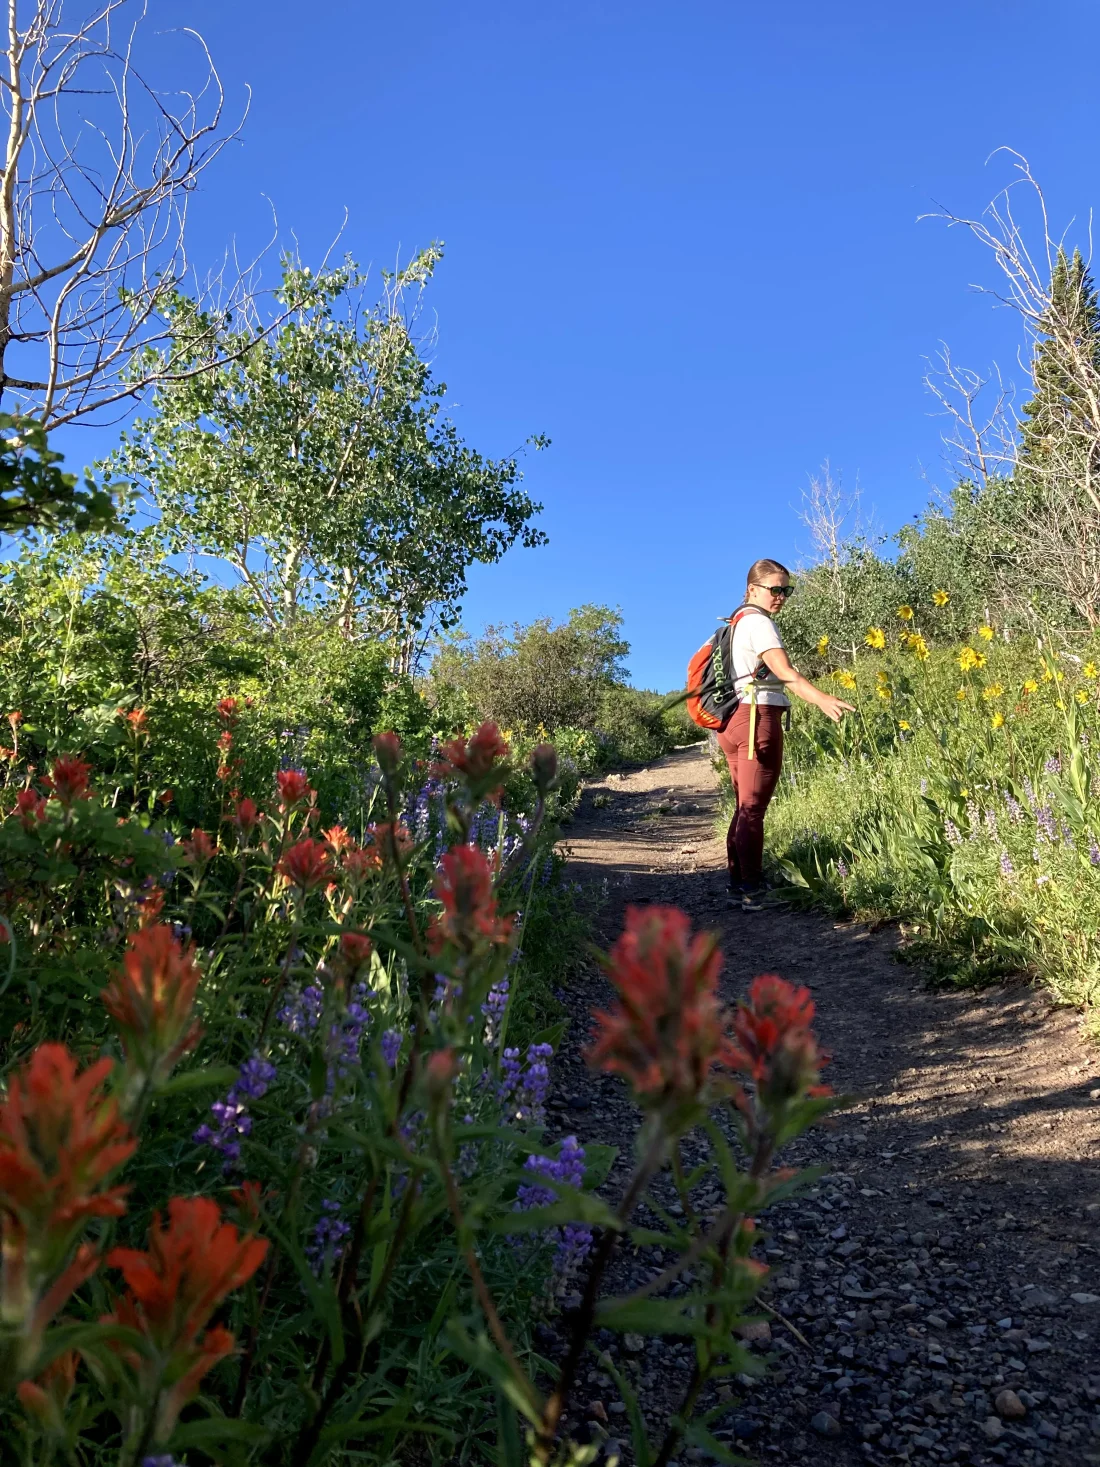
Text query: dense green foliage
430 606 701 770
732 603 1100 1004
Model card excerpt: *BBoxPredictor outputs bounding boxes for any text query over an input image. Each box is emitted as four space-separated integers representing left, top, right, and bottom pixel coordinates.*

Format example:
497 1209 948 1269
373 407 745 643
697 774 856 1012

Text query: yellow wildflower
1076 689 1090 705
990 711 1005 729
876 686 893 702
876 669 889 685
908 633 929 661
960 788 970 798
982 683 1004 701
1084 662 1098 679
932 589 949 607
833 669 857 690
865 627 886 650
897 605 914 621
956 687 967 701
1056 699 1066 710
816 634 830 655
957 646 980 672
898 719 911 731
1022 679 1039 694
1041 667 1055 682
978 625 995 642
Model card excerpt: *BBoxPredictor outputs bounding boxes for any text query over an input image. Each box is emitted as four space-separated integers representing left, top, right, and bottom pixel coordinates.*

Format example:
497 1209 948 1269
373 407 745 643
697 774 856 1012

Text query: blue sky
58 0 1100 689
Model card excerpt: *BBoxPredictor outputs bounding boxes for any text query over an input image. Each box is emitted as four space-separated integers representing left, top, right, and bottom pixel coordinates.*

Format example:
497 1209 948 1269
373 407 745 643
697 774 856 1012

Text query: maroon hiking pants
715 704 784 886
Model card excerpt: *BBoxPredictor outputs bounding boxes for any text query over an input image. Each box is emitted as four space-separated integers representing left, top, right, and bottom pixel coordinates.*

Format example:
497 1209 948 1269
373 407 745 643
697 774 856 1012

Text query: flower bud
529 742 559 795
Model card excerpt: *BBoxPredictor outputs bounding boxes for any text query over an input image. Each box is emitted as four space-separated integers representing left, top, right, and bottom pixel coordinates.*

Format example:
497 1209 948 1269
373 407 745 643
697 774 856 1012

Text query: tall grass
729 616 1100 1006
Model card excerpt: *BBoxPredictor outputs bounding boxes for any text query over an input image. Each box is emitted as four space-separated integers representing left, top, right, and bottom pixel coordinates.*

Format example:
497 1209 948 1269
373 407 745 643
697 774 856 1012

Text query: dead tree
0 0 254 428
923 151 1100 625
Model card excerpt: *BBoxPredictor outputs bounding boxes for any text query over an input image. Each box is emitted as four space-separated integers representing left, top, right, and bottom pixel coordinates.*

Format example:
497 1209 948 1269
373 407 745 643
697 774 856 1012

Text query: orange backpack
685 606 761 730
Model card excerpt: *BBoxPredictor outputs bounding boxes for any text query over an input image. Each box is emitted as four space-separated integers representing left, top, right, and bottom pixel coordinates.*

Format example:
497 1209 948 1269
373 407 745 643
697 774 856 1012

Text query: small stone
736 1320 772 1344
1026 1337 1051 1353
608 1401 627 1415
586 1401 608 1423
622 1332 645 1354
831 1224 848 1241
984 1416 1005 1441
1036 1419 1059 1440
996 1317 1013 1329
1072 1292 1100 1305
811 1411 841 1437
926 1313 948 1329
732 1417 759 1440
995 1389 1027 1420
927 1190 945 1205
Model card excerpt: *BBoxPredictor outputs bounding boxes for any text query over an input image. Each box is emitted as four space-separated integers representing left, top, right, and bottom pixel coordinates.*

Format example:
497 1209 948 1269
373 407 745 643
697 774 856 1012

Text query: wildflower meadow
751 595 1100 1007
0 708 837 1466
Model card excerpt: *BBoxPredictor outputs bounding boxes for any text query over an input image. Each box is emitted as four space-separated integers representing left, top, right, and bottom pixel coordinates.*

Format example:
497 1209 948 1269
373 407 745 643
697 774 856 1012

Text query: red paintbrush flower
427 844 512 955
372 730 403 773
725 975 831 1107
365 820 412 867
101 925 203 1092
586 906 731 1108
434 721 510 801
14 789 47 829
276 838 332 891
105 1195 267 1440
216 697 239 723
323 823 354 853
16 1347 77 1430
342 845 383 883
231 796 260 832
181 828 217 865
276 769 314 809
0 1045 135 1369
45 756 91 806
339 932 373 968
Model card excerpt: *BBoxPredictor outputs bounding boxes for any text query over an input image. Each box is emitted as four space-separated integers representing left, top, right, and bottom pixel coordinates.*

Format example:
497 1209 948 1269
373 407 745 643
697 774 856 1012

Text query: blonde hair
745 558 790 594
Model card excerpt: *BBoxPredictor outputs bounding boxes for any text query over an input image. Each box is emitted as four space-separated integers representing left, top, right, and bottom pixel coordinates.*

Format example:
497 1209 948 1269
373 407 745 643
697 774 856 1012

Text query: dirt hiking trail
546 743 1100 1467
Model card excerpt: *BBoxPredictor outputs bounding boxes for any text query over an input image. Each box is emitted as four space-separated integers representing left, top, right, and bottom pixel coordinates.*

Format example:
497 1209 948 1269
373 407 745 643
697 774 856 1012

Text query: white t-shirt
731 610 789 708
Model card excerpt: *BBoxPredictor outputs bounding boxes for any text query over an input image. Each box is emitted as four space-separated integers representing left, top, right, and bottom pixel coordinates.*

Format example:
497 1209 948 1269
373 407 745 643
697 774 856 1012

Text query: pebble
995 1388 1027 1419
810 1410 841 1437
984 1416 1005 1441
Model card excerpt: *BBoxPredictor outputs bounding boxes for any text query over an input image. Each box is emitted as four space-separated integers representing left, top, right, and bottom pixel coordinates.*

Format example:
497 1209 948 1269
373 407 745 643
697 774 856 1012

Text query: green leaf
171 1416 273 1449
441 1319 542 1428
157 1064 239 1096
580 1142 618 1189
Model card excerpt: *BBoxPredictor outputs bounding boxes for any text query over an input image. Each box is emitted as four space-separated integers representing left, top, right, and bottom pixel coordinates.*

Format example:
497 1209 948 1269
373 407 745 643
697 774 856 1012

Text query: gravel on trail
541 743 1100 1467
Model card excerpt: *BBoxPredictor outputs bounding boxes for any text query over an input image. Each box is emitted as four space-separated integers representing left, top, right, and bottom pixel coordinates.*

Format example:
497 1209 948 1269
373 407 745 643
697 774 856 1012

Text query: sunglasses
754 582 794 598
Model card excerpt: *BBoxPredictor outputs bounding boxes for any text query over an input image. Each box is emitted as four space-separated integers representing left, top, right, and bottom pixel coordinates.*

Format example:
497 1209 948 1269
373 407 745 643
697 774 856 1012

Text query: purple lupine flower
919 778 928 795
1081 732 1091 752
965 798 980 835
1061 822 1076 849
515 1137 592 1268
1045 754 1062 775
498 1047 522 1102
836 859 849 879
1036 806 1057 843
194 1053 276 1171
142 1458 183 1467
381 1029 402 1067
1003 791 1024 824
481 980 509 1046
277 984 324 1034
943 820 963 848
984 808 998 840
1023 778 1038 811
500 1043 554 1124
999 851 1014 877
327 982 372 1081
1089 841 1100 868
306 1199 351 1276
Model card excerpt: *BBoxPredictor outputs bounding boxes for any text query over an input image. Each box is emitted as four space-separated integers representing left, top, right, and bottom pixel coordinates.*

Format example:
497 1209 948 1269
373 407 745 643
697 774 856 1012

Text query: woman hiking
719 558 853 912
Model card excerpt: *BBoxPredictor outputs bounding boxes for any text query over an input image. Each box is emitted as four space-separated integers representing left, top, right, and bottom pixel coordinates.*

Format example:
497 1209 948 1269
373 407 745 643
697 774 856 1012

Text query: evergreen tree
1018 247 1100 468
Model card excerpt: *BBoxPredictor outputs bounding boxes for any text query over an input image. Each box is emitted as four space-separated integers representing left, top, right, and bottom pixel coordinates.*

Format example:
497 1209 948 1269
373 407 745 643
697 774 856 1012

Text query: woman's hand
760 647 854 722
813 692 855 723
